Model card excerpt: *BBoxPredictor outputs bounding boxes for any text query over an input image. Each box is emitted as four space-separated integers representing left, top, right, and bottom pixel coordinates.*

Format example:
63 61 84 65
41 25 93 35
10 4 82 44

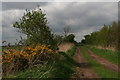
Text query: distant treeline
81 21 119 50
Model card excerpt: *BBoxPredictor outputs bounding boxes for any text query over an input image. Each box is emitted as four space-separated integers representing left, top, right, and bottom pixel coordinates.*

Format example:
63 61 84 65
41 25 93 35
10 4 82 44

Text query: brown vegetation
58 43 74 52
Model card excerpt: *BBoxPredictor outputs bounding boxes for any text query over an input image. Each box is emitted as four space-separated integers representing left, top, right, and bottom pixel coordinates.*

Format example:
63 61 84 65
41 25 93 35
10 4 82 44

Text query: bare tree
63 26 70 37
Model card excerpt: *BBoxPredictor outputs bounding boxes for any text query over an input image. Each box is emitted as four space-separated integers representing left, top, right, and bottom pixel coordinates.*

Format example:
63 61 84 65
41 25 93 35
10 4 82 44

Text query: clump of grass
51 46 76 78
66 46 76 57
8 63 54 78
80 46 119 78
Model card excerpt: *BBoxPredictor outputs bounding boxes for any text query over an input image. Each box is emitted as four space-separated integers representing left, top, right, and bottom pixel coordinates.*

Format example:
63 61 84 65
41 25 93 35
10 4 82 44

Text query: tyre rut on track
72 48 99 78
87 49 119 72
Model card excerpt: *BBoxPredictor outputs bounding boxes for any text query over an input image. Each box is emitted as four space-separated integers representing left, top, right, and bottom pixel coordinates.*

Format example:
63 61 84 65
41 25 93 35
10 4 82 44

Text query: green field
0 47 2 51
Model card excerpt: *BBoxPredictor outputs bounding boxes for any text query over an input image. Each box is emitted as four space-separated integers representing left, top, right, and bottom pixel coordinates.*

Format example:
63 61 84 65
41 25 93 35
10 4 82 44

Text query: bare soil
58 43 74 52
87 49 119 72
72 48 99 78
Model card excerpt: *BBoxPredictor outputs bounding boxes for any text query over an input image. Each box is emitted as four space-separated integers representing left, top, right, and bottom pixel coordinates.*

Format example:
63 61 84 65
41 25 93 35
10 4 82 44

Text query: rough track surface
72 48 99 78
87 49 119 72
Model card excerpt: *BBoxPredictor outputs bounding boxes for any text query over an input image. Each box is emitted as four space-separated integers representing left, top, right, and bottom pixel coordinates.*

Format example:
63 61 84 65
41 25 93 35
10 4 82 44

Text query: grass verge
87 46 119 65
80 46 119 78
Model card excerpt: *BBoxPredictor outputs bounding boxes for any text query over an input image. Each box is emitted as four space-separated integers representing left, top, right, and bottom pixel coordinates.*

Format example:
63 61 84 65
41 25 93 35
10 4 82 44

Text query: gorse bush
2 44 59 76
9 46 76 78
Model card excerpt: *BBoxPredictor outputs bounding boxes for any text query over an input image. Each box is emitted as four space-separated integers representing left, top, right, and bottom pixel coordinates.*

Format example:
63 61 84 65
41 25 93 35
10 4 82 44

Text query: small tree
13 7 55 46
63 34 75 43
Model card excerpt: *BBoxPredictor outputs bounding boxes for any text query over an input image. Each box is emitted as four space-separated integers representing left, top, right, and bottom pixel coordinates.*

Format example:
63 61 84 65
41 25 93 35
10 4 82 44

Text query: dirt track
72 48 99 78
87 49 119 72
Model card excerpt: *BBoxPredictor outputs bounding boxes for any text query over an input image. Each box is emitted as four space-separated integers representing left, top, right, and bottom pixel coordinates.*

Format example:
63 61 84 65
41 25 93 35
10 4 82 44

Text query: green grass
8 63 55 78
80 46 119 78
66 46 76 57
87 46 119 65
0 47 2 50
6 46 76 78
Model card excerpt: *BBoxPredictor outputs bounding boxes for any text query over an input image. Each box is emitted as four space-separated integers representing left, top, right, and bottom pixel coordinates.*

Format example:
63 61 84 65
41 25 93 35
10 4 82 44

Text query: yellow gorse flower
32 52 37 55
2 44 57 64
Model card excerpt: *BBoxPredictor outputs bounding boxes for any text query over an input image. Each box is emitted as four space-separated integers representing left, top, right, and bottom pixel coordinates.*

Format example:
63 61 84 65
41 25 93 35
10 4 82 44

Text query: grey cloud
2 2 48 11
2 2 118 45
45 2 117 33
2 26 26 45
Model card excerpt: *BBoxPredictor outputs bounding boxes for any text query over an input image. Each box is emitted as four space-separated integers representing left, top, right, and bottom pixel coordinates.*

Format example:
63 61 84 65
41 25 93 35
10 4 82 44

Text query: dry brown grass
58 42 75 52
94 46 115 51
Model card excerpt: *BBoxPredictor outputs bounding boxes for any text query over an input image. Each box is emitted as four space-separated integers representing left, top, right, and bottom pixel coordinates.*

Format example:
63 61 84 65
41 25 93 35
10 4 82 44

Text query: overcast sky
1 2 118 45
